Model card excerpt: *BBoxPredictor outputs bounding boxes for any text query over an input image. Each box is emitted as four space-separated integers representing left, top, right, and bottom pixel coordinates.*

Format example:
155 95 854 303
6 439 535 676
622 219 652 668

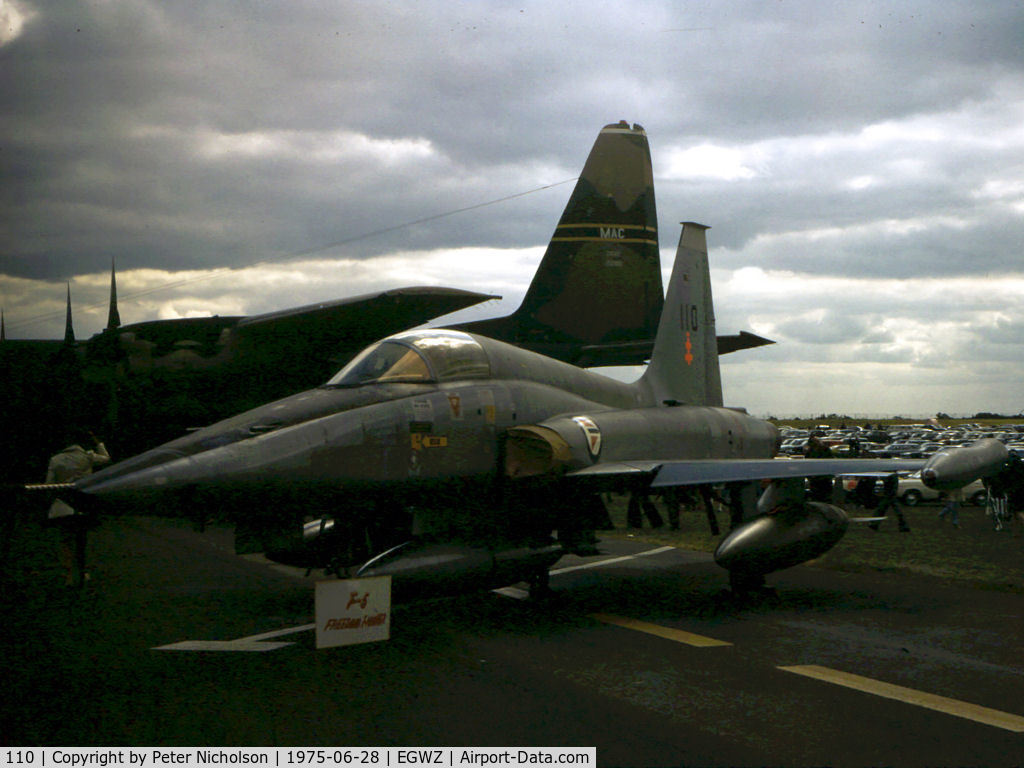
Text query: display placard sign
315 576 392 648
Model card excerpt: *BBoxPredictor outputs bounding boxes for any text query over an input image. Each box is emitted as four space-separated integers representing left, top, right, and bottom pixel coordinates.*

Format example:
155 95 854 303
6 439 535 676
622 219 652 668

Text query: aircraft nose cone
76 453 195 499
920 468 938 488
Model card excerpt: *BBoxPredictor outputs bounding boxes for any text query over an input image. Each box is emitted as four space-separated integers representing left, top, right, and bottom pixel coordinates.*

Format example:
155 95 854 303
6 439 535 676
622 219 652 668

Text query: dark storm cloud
2 0 1024 381
0 1 584 279
660 2 1024 138
0 2 999 273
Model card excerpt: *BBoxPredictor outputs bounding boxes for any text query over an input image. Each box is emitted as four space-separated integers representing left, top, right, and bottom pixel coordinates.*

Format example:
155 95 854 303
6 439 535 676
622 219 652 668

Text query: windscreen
325 341 431 386
325 331 490 387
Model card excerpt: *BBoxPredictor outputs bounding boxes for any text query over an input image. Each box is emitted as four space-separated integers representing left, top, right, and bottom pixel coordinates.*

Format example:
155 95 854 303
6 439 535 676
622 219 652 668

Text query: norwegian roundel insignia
572 416 602 459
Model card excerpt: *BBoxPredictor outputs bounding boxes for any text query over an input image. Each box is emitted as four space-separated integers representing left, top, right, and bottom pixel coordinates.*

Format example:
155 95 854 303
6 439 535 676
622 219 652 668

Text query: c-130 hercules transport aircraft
58 210 1010 600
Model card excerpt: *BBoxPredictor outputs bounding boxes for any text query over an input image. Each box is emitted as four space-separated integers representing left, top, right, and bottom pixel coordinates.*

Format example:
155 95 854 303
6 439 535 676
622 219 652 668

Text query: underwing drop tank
714 502 849 577
356 540 563 602
921 438 1008 491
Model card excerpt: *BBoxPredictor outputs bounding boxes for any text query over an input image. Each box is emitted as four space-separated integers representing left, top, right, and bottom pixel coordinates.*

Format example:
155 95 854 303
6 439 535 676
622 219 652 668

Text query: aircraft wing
568 457 925 487
212 286 500 397
235 286 499 347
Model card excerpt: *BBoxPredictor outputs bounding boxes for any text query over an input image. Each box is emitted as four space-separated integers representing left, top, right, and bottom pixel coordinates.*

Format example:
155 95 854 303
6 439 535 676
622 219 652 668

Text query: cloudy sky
2 0 1023 417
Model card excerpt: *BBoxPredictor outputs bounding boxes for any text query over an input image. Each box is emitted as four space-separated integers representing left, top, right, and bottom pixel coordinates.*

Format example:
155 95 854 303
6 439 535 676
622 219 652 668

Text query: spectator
854 476 879 511
988 453 1024 536
803 434 834 502
870 473 910 532
627 490 664 529
46 430 110 587
938 487 963 528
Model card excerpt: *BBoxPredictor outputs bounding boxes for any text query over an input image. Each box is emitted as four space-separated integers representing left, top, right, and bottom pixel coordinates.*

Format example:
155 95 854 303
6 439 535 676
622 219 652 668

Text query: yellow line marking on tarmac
779 665 1024 733
590 613 732 647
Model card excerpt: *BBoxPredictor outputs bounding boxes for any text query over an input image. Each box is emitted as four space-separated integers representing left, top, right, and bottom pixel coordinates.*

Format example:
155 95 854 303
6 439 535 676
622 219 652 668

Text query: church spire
106 256 121 330
63 282 76 345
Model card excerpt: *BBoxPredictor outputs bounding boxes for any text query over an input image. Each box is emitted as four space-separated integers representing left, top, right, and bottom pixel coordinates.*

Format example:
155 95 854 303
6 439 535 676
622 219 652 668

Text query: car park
773 422 1019 495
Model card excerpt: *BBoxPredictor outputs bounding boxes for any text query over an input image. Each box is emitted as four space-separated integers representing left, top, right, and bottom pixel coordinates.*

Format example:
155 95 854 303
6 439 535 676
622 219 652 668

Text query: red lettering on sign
324 617 363 631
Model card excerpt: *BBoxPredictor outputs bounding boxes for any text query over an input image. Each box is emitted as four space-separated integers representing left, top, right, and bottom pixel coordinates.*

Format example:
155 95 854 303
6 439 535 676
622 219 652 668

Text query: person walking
627 490 664 529
938 487 963 528
987 452 1024 535
869 473 910 532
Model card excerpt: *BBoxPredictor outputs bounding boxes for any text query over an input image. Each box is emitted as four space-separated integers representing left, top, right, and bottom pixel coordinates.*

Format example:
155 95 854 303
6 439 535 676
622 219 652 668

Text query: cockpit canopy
325 330 491 387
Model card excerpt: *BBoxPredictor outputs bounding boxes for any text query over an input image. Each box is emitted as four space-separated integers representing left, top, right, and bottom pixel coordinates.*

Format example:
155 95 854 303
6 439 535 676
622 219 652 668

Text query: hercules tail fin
458 121 661 366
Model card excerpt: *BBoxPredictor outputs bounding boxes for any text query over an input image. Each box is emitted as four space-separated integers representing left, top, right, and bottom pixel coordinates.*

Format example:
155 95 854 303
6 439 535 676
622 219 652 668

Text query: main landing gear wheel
724 571 781 606
528 568 552 600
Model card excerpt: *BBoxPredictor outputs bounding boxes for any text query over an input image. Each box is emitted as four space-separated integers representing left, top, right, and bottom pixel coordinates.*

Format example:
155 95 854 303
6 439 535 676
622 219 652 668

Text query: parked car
781 438 809 455
886 442 921 455
897 472 986 507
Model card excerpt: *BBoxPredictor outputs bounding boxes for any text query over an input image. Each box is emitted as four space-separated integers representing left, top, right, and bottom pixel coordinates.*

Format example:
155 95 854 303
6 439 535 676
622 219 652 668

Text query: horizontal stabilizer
717 331 775 356
574 331 776 367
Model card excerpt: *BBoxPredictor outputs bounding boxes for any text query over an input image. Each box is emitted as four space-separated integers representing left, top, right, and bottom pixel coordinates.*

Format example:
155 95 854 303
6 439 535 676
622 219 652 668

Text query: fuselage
77 329 779 512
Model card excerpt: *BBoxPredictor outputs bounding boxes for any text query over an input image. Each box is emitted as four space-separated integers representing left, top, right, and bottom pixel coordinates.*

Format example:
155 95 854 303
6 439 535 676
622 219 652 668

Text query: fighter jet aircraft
57 221 1009 600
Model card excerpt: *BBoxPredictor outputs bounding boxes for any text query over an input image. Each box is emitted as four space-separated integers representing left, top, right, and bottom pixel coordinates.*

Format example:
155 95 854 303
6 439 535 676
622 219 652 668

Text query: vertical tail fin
641 223 723 407
458 121 661 365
